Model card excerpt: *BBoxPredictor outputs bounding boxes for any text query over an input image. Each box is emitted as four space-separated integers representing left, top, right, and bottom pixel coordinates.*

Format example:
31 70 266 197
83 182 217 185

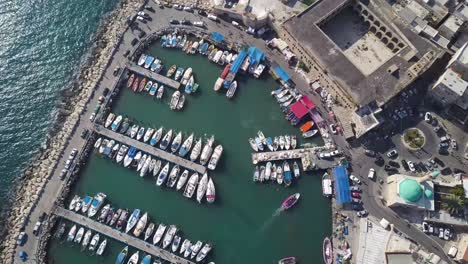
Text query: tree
451 185 465 199
442 194 463 216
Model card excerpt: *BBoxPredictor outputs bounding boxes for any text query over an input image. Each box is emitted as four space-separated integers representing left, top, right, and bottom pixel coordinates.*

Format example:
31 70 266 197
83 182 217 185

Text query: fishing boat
105 113 116 128
98 204 111 223
285 135 291 150
140 156 151 177
291 135 297 149
196 173 209 203
190 42 199 54
190 138 202 161
170 91 181 110
184 75 194 94
271 164 277 181
192 82 199 93
213 50 223 63
278 257 296 264
255 137 264 151
183 173 199 198
226 80 237 99
178 133 194 157
80 195 92 214
127 251 139 264
172 235 181 252
160 35 167 47
181 68 192 86
149 83 158 96
254 64 266 78
138 54 147 66
130 125 139 139
323 237 333 264
213 77 224 91
190 241 203 259
141 255 151 264
88 233 100 251
125 209 141 233
266 137 274 151
96 239 107 255
123 147 136 167
156 85 164 99
115 246 128 264
253 166 259 182
183 40 192 52
111 115 123 132
220 64 230 79
136 127 145 141
67 225 77 242
196 243 212 262
170 132 183 153
110 209 122 226
226 53 233 64
302 129 318 138
180 239 192 255
166 165 180 188
144 80 153 92
206 45 214 56
152 159 162 177
279 135 285 150
166 64 177 78
200 42 209 55
133 212 148 237
283 161 293 187
69 195 80 211
293 161 300 178
162 225 178 249
150 127 163 146
281 193 301 210
265 162 272 180
249 138 258 152
132 77 139 92
94 138 102 149
176 94 185 110
276 165 283 185
127 74 135 88
322 172 332 197
176 170 190 191
208 48 218 61
300 121 314 132
174 67 184 81
88 193 106 218
206 178 215 203
200 136 214 165
116 145 128 163
156 162 170 186
159 129 173 150
81 229 92 249
144 56 154 69
152 223 167 245
74 227 85 243
150 59 159 72
143 128 154 143
207 145 223 170
116 210 128 231
138 78 147 93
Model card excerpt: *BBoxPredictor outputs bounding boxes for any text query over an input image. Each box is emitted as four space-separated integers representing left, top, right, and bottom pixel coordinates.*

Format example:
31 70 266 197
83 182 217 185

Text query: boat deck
127 63 181 90
251 148 337 171
93 125 207 174
53 206 195 264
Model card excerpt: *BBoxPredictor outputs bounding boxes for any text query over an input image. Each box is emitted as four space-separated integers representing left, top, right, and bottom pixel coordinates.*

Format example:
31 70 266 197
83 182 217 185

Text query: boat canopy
290 96 315 119
211 32 224 43
247 46 265 66
230 50 247 74
333 165 351 203
273 66 290 82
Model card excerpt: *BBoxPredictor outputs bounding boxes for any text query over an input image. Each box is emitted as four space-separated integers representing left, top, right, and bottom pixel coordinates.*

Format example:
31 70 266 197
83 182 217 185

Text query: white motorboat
196 173 209 203
81 230 92 249
257 131 266 145
180 239 191 255
178 133 194 157
88 233 100 251
162 225 178 249
156 162 170 186
69 195 80 211
111 115 123 131
104 113 115 128
206 178 215 203
125 209 141 233
190 241 203 259
133 212 148 237
149 82 158 96
176 170 189 191
94 137 102 149
293 161 300 178
200 136 214 165
176 94 185 110
143 128 154 143
156 85 164 99
172 235 181 252
148 159 156 175
207 145 223 170
137 154 147 172
181 67 192 86
285 135 291 150
123 147 136 168
271 164 277 181
183 173 199 198
150 127 163 146
116 145 128 163
253 64 265 78
265 162 272 180
140 156 152 177
303 129 318 138
189 138 202 161
152 159 162 177
96 239 107 255
249 138 258 152
226 80 237 99
276 165 283 185
98 139 108 154
196 243 212 262
170 91 181 110
144 223 155 241
74 227 85 244
159 129 173 150
170 132 183 153
88 192 106 218
130 125 139 139
291 135 297 149
127 251 139 264
138 54 147 66
213 77 224 91
152 223 167 245
136 127 145 141
67 225 77 242
166 165 180 188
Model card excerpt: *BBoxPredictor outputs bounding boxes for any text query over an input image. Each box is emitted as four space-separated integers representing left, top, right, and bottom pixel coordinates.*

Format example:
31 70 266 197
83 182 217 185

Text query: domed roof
424 189 433 198
399 179 423 202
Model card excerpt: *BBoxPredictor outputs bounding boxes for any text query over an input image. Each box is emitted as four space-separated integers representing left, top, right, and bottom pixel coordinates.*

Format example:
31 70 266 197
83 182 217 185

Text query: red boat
132 77 139 92
323 237 333 264
281 193 300 210
220 64 231 79
127 73 135 88
138 77 147 92
278 257 296 264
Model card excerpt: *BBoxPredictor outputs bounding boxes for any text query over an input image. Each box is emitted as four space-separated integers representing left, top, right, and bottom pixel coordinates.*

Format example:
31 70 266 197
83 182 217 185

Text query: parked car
350 186 361 192
401 159 409 171
451 139 458 150
16 232 26 246
440 142 449 148
386 149 398 158
329 124 337 134
33 221 42 236
422 222 429 233
365 149 375 157
407 161 416 172
169 19 180 24
349 175 361 185
433 157 445 167
424 112 432 122
439 228 444 239
444 228 451 240
198 9 208 16
352 198 362 204
181 19 191 25
357 210 368 217
351 192 361 198
388 160 400 168
89 112 96 122
352 203 363 211
368 168 376 180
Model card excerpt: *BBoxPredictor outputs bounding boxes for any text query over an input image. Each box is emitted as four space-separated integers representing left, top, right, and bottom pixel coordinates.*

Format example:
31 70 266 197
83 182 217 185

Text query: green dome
399 179 423 202
424 189 433 198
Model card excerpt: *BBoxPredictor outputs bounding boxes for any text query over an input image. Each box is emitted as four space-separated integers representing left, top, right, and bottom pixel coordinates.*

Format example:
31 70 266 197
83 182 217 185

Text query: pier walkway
251 148 337 171
54 206 195 264
94 125 207 174
127 63 180 90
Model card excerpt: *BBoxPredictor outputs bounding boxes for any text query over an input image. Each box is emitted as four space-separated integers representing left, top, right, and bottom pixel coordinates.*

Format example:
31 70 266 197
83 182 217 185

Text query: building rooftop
437 68 468 96
399 179 423 202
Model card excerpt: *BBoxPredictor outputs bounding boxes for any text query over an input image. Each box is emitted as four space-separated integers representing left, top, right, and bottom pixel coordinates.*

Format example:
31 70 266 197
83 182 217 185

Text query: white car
407 161 415 172
329 150 341 157
439 228 444 239
89 112 96 121
451 139 458 150
329 124 337 134
386 149 398 158
425 112 432 122
367 168 375 179
349 175 361 185
422 222 429 233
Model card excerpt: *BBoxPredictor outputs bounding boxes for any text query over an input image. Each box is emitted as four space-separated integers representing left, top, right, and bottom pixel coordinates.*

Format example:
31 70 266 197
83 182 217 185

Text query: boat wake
258 208 284 233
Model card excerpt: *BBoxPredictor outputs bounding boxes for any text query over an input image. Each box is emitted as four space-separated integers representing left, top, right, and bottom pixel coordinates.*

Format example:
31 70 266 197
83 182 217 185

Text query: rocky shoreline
0 0 145 262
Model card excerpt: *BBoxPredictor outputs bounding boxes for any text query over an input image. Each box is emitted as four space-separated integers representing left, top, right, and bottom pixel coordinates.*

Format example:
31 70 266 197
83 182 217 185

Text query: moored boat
249 138 258 152
170 91 181 110
127 251 139 264
105 113 116 128
156 162 170 186
74 227 85 243
116 209 128 231
293 161 300 178
81 229 92 249
322 172 332 197
88 192 106 218
283 161 292 187
303 129 318 138
115 246 128 264
196 243 212 262
226 80 237 99
176 94 185 110
213 77 224 91
138 78 147 93
111 115 123 131
127 74 135 88
152 223 167 245
183 173 199 198
96 239 107 255
88 233 100 251
200 136 214 165
300 121 314 132
159 129 173 150
207 145 223 170
323 237 333 264
132 212 148 237
166 165 180 188
67 225 77 242
180 239 191 255
174 67 184 81
137 54 146 66
156 85 164 99
281 193 301 210
125 209 141 233
196 173 209 203
162 225 178 249
190 241 203 259
143 128 154 143
170 132 183 153
176 170 190 191
150 127 163 146
190 138 202 161
206 178 215 203
278 257 296 264
166 64 177 78
178 133 194 157
172 235 181 252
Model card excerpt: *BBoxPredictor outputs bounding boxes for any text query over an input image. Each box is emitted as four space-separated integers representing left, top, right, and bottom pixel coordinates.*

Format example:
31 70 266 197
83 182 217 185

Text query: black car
113 67 120 76
454 168 466 174
352 203 363 211
181 19 191 25
418 162 428 172
123 50 130 57
388 160 400 168
198 9 208 16
169 19 180 25
131 38 139 46
103 88 110 96
401 159 410 171
365 149 375 157
138 31 146 38
433 157 445 167
80 129 89 139
144 6 155 12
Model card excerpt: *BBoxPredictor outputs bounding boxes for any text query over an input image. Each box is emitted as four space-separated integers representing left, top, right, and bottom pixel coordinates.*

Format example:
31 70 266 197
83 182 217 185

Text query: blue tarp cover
333 165 351 203
230 50 247 74
211 32 224 43
247 46 265 66
274 66 290 82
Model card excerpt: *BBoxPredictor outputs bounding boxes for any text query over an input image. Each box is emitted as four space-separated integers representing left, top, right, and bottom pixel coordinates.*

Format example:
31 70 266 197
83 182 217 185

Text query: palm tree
442 194 463 215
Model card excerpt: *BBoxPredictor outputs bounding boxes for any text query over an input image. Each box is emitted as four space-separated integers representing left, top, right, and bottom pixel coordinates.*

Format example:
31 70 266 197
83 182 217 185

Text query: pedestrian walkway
127 63 180 89
251 148 337 171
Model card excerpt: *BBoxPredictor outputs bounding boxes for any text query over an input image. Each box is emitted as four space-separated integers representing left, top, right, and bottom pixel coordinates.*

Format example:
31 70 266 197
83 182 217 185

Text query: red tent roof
290 96 315 119
300 96 315 109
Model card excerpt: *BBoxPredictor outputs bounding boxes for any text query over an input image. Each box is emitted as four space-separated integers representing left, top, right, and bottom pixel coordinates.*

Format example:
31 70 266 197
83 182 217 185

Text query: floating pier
93 125 207 174
251 148 337 171
127 63 181 90
53 206 195 264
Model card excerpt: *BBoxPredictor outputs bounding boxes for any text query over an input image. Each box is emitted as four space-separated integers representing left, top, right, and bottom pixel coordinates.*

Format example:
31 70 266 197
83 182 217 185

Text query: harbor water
47 42 331 262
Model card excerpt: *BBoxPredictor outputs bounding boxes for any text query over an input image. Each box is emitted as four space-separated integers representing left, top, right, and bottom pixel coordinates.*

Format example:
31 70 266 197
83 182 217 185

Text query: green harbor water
48 42 331 263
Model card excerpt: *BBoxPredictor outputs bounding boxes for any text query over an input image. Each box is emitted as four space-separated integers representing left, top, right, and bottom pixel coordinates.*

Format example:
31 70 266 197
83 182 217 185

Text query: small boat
166 165 180 188
170 91 181 110
123 147 137 168
150 59 159 72
160 35 167 47
162 225 178 249
255 137 264 151
81 229 92 249
106 208 115 225
67 225 77 242
54 223 65 239
253 166 259 182
132 77 139 92
291 135 297 149
293 161 300 178
80 195 92 214
283 161 293 187
183 40 192 52
105 113 116 128
196 173 209 203
88 192 106 218
127 74 135 88
137 54 147 66
74 198 83 212
208 48 218 61
206 178 215 203
115 246 128 264
149 83 158 96
152 223 167 245
213 50 223 63
266 137 274 151
178 133 194 157
136 154 147 172
133 212 148 237
323 237 333 264
130 125 139 139
220 64 230 78
184 76 194 94
116 145 128 164
174 67 184 81
265 162 272 180
207 145 223 170
166 64 177 78
196 243 212 262
200 136 214 165
69 195 80 211
143 128 154 143
125 209 141 233
303 129 318 138
176 170 190 191
119 118 130 134
249 138 258 152
281 193 301 210
273 137 279 151
116 210 128 231
277 165 283 185
282 99 294 108
141 255 151 264
279 135 285 150
254 64 266 78
206 45 214 56
159 129 173 150
94 138 102 149
96 239 107 255
181 68 193 86
213 77 224 91
89 233 100 251
144 80 153 92
226 80 237 99
180 239 191 255
278 257 296 264
172 235 181 252
138 78 147 93
260 166 265 182
192 83 199 93
171 132 183 153
199 42 209 54
140 156 152 177
136 127 145 141
156 85 164 99
156 162 170 186
190 42 199 54
190 138 202 161
300 121 314 132
190 241 203 259
152 159 162 177
150 127 163 146
285 135 291 150
144 56 154 69
127 251 139 264
110 209 122 226
226 53 233 64
176 94 185 110
219 50 228 65
148 159 156 174
271 164 277 181
98 204 111 223
257 131 266 144
111 115 123 132
183 172 199 198
74 227 85 243
98 139 108 154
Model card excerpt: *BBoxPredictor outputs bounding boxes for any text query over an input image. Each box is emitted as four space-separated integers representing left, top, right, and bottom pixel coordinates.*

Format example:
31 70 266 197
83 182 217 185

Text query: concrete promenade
54 206 195 264
127 63 180 90
94 125 207 174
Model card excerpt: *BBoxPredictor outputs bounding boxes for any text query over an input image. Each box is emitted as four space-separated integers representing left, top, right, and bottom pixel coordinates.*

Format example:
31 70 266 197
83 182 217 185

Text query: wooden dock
127 63 180 90
93 125 207 174
251 148 337 171
53 206 195 264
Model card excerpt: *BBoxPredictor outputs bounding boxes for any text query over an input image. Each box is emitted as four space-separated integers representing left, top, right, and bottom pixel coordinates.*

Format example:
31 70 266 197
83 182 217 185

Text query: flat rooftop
283 0 442 105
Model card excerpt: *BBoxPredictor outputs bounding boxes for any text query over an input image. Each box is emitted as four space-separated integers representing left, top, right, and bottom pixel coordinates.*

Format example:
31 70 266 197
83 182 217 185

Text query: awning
273 66 290 82
300 96 315 110
333 165 351 203
290 101 309 119
211 32 224 43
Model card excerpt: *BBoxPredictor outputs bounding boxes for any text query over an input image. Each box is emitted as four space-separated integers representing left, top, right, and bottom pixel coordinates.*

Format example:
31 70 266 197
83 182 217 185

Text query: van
440 136 450 142
368 168 375 180
231 21 240 27
193 21 205 27
207 14 218 22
